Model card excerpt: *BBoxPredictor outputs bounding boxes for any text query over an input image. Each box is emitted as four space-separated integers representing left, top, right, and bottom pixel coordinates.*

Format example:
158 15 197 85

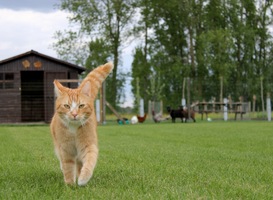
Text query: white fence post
181 99 186 108
223 98 228 121
266 97 271 121
96 99 100 122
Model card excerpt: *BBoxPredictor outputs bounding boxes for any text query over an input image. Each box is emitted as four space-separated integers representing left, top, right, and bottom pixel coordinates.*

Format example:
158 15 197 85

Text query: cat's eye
79 104 85 109
64 104 70 109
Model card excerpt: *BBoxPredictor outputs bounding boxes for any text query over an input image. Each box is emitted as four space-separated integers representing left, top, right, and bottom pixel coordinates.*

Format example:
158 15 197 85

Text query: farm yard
1 1 273 199
0 121 273 199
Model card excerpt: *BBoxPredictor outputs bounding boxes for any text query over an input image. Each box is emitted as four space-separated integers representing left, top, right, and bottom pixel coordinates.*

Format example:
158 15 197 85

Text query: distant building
0 50 85 123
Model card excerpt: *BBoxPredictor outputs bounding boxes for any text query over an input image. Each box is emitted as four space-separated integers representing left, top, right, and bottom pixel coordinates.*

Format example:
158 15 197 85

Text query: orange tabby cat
50 62 113 186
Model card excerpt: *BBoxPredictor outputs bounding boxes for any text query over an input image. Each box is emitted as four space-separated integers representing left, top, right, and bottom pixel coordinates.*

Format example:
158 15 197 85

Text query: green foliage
53 0 273 108
52 30 89 66
131 0 273 108
54 0 136 107
145 73 165 102
85 39 112 71
1 122 273 199
131 47 152 111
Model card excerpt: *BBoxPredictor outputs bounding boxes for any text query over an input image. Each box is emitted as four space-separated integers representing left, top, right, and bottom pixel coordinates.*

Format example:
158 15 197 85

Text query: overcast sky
0 0 69 61
0 0 134 107
0 0 59 12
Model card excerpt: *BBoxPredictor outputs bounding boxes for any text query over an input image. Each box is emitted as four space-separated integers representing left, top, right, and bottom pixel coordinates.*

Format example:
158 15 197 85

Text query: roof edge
0 50 86 73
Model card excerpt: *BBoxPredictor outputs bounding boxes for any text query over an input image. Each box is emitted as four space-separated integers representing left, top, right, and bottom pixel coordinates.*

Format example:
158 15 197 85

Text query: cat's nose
71 111 78 118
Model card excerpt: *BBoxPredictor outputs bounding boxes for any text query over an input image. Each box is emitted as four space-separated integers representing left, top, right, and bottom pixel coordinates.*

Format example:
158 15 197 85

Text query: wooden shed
0 50 85 123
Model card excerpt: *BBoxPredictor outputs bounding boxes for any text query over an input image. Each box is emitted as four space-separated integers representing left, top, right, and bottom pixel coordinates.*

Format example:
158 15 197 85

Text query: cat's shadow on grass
22 169 93 190
19 165 126 191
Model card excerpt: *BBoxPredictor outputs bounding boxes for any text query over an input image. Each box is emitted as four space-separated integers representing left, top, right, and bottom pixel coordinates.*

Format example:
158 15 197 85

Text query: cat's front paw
65 178 76 185
77 177 90 186
77 167 93 186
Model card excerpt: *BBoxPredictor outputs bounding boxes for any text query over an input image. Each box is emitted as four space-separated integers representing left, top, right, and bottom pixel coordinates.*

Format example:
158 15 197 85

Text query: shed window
0 73 14 89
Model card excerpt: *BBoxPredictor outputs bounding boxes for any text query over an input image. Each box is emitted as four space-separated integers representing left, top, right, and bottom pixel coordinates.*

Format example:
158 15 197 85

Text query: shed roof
0 50 86 74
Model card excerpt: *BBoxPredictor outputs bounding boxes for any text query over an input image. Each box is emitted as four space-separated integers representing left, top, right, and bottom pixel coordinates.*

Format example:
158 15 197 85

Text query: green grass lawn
0 121 273 199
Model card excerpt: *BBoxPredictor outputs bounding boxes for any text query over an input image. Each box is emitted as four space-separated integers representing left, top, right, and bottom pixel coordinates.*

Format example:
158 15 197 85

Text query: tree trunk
220 76 223 103
261 76 264 112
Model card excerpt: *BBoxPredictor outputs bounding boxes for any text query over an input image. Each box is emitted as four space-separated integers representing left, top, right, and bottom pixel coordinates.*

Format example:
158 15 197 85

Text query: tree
54 0 273 110
131 47 151 111
198 29 234 101
52 30 89 67
54 0 136 107
146 0 190 106
85 39 112 72
131 0 155 111
255 0 273 111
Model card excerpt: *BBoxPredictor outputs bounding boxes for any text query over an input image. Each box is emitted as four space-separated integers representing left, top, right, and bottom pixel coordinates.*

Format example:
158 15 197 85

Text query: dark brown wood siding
0 72 21 123
0 52 84 123
0 91 21 123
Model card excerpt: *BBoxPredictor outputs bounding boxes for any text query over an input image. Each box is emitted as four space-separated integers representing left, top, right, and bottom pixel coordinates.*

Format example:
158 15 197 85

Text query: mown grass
0 121 273 199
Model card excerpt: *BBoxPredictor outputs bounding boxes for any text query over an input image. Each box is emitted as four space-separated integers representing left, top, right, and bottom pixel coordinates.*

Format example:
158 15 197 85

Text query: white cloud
0 8 70 60
0 8 134 107
0 0 59 12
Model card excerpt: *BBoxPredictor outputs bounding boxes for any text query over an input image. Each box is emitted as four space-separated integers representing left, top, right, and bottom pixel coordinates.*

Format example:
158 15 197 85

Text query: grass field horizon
0 121 273 199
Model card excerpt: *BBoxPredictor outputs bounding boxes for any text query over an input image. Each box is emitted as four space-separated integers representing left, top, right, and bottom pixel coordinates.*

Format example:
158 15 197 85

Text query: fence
194 101 250 121
0 80 272 123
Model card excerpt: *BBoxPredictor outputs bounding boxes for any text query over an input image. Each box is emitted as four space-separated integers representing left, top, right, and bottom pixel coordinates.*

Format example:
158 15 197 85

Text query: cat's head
53 62 114 127
54 80 93 126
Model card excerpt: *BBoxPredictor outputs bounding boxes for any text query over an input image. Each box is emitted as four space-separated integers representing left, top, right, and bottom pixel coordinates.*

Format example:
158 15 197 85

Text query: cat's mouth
71 117 79 121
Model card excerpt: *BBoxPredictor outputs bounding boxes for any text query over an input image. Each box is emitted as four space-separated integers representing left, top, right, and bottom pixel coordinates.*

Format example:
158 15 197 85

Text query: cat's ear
54 80 66 97
80 81 91 97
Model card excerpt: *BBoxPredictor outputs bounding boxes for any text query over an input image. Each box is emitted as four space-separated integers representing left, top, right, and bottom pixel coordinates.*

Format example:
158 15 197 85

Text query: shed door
44 72 66 122
21 71 44 122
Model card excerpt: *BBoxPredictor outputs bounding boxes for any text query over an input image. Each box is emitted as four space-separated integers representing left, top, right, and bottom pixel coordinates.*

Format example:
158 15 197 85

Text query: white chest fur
68 122 81 134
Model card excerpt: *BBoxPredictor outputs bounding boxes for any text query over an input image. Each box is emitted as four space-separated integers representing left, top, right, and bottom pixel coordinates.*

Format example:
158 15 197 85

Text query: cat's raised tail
79 62 114 100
